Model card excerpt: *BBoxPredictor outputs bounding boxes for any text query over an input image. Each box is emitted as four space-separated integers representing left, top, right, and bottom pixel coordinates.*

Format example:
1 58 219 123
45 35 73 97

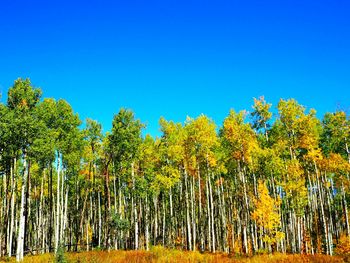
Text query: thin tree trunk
209 173 215 252
184 169 192 250
191 175 196 250
131 162 139 250
16 152 28 262
8 160 15 257
55 153 61 252
145 195 149 251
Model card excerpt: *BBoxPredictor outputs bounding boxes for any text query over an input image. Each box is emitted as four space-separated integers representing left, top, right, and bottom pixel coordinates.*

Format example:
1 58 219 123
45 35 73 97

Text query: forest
0 78 350 262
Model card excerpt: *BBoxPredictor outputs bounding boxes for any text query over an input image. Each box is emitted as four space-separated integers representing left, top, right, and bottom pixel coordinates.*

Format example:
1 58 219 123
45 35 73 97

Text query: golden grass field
0 247 347 263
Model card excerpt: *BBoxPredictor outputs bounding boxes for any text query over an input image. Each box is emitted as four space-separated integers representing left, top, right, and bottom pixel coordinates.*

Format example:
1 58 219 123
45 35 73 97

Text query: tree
321 111 350 162
251 96 272 142
2 78 350 258
252 180 284 252
7 78 41 262
107 108 144 250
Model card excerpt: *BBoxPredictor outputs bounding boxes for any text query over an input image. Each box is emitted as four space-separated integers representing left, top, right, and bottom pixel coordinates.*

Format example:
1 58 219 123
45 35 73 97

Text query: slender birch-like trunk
184 169 192 250
145 195 149 251
16 153 28 262
8 159 16 257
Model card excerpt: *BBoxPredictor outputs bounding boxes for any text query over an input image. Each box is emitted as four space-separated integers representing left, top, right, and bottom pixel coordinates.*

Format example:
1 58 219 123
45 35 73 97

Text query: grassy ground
0 247 346 263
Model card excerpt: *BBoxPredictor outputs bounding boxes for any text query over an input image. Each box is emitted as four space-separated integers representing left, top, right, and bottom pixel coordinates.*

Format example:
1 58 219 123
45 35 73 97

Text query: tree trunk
55 153 61 253
8 159 15 257
16 152 28 262
131 162 139 250
184 169 192 250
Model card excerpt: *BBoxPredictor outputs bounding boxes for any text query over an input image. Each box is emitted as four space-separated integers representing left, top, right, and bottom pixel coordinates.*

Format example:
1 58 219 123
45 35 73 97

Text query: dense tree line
0 78 350 261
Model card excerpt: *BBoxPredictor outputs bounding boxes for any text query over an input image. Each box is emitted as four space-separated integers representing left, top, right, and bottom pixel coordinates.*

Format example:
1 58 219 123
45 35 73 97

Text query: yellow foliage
305 148 323 163
223 110 258 164
335 235 350 255
5 249 345 263
324 153 350 174
251 181 284 246
282 160 308 215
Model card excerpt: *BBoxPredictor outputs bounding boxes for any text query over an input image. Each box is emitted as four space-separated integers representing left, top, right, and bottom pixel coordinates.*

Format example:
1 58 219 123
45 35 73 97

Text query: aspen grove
1 79 350 261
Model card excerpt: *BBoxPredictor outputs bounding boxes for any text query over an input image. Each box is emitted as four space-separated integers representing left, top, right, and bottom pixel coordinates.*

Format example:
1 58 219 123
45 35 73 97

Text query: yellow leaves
182 114 219 175
277 99 305 131
151 166 180 191
305 148 323 163
82 144 94 162
21 99 28 108
251 180 284 245
251 96 272 130
82 224 93 246
168 144 184 163
159 118 185 163
335 235 350 255
30 162 40 176
320 153 350 188
79 168 90 179
286 159 304 179
253 96 272 117
215 177 225 186
252 181 279 230
222 109 258 164
185 115 218 155
251 147 285 180
295 112 320 151
277 99 321 155
323 153 350 173
207 152 217 168
184 155 197 177
282 159 308 215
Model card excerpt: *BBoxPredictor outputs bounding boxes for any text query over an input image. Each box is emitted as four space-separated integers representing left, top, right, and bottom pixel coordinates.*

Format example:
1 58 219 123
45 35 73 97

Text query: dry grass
0 247 345 263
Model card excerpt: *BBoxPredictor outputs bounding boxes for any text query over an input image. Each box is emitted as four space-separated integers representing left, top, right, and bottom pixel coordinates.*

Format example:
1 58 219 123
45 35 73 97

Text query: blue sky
0 0 349 136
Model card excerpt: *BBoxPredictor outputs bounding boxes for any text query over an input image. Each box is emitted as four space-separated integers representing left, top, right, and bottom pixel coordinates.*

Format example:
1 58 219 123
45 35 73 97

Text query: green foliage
55 244 67 263
7 78 42 112
321 111 350 158
251 96 272 143
221 109 258 164
108 108 144 164
282 159 308 215
110 212 130 232
2 78 350 258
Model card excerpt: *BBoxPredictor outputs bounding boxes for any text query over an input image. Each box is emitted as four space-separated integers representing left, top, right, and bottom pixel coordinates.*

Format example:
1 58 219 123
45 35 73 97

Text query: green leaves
221 109 257 164
108 108 144 164
321 111 350 158
4 79 42 154
7 78 41 112
251 96 272 141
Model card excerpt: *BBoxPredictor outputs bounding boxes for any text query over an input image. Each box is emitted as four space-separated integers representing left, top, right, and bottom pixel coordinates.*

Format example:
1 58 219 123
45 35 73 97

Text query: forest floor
0 247 347 263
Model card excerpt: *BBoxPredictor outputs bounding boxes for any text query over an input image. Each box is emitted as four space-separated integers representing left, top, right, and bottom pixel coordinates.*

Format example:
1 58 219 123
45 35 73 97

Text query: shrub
335 235 350 256
55 245 67 263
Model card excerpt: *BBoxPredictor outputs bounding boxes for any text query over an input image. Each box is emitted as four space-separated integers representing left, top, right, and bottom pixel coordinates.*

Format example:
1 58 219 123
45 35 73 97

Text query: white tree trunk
185 170 192 250
55 154 61 252
16 154 28 262
8 160 16 257
145 195 149 251
209 173 215 252
131 162 139 250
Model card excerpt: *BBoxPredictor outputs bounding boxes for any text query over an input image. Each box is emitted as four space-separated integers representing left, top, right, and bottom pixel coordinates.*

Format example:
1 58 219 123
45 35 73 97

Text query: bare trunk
184 169 192 250
16 153 28 262
55 153 61 252
8 160 16 257
145 195 149 251
209 173 215 252
132 162 139 250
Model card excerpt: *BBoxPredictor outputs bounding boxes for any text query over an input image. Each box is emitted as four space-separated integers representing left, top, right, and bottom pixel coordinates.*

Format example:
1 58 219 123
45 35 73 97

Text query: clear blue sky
0 0 349 136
